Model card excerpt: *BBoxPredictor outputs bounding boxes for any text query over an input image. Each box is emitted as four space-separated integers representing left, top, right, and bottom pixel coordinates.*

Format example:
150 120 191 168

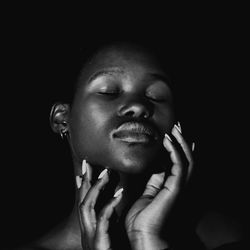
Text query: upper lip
112 122 158 140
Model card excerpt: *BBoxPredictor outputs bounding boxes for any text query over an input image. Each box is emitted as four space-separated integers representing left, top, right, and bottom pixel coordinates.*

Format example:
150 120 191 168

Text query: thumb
143 172 165 197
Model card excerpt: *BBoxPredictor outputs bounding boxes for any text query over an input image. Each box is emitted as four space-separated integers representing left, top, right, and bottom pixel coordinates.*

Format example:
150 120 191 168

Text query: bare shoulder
3 246 48 250
7 241 64 250
8 243 84 250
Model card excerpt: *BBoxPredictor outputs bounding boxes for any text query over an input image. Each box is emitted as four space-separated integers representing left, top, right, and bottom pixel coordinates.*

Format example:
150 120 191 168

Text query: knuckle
98 207 110 221
98 209 106 218
79 200 95 211
98 214 106 222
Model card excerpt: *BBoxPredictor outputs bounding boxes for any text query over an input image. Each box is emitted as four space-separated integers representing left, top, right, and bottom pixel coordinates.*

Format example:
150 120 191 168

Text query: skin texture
34 44 196 250
12 44 245 250
77 125 194 250
68 46 175 175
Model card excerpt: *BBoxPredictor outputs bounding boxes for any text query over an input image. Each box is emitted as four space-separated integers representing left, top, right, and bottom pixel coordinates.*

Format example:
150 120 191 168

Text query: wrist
128 232 170 250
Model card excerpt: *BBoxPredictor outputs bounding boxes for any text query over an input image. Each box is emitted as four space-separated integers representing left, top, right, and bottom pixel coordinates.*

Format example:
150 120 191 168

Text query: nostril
124 110 135 117
143 112 150 119
120 108 150 119
118 102 152 119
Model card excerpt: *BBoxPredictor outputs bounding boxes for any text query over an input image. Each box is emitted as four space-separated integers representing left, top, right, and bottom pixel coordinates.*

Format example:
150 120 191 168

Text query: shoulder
2 247 49 250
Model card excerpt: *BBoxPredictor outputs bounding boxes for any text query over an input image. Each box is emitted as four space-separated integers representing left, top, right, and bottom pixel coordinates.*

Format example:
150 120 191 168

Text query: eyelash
146 95 165 103
97 91 166 103
98 91 120 96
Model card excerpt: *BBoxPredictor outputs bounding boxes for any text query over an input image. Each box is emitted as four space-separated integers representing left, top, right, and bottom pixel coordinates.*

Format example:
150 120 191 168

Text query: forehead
82 45 166 79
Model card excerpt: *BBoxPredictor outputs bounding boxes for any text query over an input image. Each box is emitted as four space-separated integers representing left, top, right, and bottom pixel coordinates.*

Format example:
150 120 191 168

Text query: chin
109 153 156 175
105 143 162 174
108 144 169 175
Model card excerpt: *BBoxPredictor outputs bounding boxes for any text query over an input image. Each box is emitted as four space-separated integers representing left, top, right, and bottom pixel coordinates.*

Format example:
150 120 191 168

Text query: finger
77 160 92 205
142 172 165 197
95 188 123 248
82 168 110 211
172 124 194 180
144 134 183 214
77 160 93 240
146 131 191 216
79 168 110 238
163 133 184 190
132 173 165 216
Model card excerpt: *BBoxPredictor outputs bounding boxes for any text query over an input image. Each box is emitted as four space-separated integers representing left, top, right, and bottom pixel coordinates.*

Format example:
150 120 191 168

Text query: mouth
111 122 158 145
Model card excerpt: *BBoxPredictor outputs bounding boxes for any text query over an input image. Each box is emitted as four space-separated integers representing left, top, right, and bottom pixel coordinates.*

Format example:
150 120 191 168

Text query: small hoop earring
60 130 68 139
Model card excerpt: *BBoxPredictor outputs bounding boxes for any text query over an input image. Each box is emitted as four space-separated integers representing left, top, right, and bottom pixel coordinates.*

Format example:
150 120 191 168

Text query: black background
1 4 249 248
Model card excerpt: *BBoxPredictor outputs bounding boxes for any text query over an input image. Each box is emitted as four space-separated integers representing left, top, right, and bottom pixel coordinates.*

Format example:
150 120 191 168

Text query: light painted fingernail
98 169 108 179
76 176 82 189
174 124 182 134
164 133 173 142
82 159 87 176
113 188 124 198
192 142 195 152
177 121 182 133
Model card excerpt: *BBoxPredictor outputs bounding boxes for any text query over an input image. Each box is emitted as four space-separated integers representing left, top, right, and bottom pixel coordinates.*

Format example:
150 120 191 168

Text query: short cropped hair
53 37 178 105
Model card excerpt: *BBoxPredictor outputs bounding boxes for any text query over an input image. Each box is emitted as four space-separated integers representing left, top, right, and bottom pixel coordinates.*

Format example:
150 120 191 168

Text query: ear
49 102 70 135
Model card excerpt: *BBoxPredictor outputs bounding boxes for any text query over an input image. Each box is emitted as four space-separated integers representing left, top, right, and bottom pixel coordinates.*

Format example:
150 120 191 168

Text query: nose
117 99 153 119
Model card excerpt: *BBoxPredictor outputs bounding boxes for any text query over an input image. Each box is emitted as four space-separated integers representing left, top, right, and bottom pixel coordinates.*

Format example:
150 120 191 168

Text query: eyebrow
87 68 125 84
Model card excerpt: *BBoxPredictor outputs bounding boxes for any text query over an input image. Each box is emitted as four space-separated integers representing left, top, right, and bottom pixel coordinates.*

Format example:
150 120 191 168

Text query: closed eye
97 91 120 98
146 95 166 103
98 91 119 95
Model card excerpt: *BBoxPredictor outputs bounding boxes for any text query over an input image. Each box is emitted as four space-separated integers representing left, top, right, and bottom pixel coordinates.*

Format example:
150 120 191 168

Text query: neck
67 170 148 227
114 172 149 216
73 157 149 217
40 171 148 250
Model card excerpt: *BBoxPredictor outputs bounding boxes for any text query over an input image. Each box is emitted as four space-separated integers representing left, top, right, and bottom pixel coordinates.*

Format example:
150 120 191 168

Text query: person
11 39 244 250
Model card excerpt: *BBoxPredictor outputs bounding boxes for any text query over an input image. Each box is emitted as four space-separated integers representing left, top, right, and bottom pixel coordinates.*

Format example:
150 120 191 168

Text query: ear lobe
50 102 70 134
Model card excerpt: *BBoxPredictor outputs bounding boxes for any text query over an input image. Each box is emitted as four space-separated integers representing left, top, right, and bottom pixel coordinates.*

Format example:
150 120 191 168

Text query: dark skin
30 45 195 250
69 47 175 175
11 44 244 250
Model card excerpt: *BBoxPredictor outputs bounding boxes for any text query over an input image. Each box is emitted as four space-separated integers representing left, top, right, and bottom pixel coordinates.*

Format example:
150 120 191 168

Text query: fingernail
164 133 172 142
76 176 82 189
174 123 182 134
177 121 182 133
113 188 124 198
82 159 87 176
192 142 195 152
98 169 108 179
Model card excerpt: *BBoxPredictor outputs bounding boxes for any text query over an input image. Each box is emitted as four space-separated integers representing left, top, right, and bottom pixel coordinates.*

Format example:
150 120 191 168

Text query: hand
125 124 194 250
77 162 123 250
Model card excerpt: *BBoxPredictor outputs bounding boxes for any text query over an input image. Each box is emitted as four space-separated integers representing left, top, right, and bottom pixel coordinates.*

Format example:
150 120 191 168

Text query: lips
112 122 158 144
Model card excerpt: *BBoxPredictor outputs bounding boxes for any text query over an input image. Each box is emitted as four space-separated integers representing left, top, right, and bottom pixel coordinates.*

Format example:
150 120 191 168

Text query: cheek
85 102 111 131
156 106 175 134
69 101 114 159
72 101 112 132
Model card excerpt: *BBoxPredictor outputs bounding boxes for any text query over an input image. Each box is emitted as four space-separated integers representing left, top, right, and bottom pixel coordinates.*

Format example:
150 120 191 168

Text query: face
68 46 175 174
